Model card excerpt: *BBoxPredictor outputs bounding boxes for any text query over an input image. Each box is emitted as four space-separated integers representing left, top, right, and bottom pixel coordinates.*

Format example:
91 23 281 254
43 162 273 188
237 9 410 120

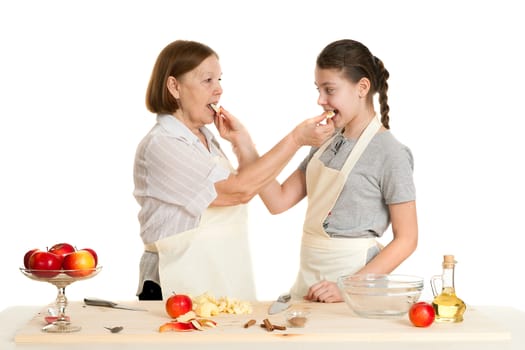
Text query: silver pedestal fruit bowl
20 266 102 333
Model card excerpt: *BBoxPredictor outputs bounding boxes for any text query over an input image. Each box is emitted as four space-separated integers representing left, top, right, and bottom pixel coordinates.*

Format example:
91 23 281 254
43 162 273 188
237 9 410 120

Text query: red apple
165 293 193 318
23 248 40 268
48 243 75 260
81 248 98 266
62 250 96 277
409 301 435 327
28 251 62 278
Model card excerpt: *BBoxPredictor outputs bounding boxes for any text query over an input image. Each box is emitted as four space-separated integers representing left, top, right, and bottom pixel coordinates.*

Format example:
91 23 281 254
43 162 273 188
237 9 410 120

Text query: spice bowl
337 273 424 318
285 310 310 328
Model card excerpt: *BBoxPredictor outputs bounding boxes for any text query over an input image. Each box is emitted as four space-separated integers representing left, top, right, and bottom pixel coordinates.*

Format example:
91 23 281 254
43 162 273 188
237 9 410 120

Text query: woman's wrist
290 126 305 147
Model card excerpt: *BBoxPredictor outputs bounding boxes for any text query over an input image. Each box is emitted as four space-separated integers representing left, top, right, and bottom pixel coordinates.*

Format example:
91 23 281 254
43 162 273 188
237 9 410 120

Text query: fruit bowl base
43 319 81 333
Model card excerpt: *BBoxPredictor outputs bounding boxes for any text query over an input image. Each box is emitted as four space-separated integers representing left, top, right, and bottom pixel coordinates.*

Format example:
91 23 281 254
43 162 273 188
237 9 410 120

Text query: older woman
134 40 334 300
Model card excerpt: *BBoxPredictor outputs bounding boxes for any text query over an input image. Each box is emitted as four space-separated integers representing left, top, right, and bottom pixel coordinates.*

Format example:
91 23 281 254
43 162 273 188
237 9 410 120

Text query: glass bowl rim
337 273 424 286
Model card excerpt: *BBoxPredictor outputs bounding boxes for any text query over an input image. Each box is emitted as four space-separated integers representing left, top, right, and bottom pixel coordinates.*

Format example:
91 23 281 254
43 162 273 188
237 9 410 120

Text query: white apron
150 155 256 301
290 117 382 299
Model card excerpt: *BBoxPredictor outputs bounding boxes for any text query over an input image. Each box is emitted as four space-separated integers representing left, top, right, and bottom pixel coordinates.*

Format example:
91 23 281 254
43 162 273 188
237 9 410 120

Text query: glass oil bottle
430 255 466 322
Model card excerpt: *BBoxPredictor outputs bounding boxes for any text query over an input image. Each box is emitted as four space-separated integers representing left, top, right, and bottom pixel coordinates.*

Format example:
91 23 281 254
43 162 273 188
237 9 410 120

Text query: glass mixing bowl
337 273 424 318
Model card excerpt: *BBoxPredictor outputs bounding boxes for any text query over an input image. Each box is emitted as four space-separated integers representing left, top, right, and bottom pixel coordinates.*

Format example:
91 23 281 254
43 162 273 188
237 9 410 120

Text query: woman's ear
167 76 180 99
358 77 371 98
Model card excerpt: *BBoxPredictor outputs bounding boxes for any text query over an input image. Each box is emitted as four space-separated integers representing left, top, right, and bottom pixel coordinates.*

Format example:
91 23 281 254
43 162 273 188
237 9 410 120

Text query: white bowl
285 310 310 328
337 273 423 318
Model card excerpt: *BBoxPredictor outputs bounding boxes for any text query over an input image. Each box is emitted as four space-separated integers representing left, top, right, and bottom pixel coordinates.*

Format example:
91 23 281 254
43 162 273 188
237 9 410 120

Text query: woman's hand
214 107 258 165
304 280 343 303
292 114 335 147
213 107 252 145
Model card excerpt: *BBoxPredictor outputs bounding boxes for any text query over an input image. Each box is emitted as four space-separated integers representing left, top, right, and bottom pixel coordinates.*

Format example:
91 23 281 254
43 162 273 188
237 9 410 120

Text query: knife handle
277 293 291 303
84 298 117 307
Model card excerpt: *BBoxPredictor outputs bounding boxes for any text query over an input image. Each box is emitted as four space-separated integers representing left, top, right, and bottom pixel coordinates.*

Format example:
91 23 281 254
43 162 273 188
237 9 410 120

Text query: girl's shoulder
374 130 411 152
371 131 414 165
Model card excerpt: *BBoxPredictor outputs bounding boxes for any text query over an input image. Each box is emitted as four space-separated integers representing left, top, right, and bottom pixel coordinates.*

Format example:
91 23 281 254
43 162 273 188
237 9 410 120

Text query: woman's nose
215 82 223 95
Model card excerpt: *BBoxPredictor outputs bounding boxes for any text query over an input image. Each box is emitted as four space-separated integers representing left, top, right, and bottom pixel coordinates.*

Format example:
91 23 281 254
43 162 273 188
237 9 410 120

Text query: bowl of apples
21 242 101 333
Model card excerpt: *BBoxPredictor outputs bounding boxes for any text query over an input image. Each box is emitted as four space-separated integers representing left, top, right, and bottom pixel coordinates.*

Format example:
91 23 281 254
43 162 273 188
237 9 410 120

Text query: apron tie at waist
144 243 157 253
301 233 377 251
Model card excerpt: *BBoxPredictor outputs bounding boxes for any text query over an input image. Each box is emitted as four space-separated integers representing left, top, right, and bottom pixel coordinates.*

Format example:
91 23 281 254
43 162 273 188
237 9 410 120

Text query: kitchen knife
84 298 148 311
268 293 291 314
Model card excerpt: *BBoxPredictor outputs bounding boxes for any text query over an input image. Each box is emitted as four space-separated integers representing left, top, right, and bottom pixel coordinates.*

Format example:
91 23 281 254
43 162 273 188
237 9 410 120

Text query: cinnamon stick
243 319 256 328
262 318 274 331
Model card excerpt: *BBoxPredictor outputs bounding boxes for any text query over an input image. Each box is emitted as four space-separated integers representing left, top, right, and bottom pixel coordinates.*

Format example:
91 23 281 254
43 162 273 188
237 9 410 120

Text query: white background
1 0 524 313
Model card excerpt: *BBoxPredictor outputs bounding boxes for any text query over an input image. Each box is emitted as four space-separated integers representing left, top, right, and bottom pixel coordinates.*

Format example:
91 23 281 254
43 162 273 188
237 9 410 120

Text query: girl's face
315 67 362 129
170 55 223 127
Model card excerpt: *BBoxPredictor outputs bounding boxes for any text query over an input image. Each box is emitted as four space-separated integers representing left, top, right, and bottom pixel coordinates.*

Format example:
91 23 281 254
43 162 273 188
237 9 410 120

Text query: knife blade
268 293 291 314
84 298 148 311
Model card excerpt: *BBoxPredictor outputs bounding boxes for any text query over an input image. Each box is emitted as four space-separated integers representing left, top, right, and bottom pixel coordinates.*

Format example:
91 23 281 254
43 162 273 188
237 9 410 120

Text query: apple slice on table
45 315 70 324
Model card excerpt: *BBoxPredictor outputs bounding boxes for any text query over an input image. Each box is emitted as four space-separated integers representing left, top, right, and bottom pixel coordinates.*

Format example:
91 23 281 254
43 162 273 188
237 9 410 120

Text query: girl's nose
317 94 326 106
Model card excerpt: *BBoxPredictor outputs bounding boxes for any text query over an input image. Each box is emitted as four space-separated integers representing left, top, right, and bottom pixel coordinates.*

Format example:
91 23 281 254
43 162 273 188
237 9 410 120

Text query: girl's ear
357 77 371 98
167 76 180 99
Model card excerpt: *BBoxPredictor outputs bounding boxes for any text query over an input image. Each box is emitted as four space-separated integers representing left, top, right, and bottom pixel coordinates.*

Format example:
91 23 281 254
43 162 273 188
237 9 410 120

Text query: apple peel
45 316 70 324
158 318 218 332
159 321 195 332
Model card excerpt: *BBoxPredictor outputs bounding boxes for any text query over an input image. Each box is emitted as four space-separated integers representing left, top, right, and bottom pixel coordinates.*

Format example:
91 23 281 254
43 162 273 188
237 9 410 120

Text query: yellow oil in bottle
432 287 466 322
431 255 466 323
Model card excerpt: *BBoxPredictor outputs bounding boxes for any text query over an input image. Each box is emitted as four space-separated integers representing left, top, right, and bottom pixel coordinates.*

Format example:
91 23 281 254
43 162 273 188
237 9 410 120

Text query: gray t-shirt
299 130 415 238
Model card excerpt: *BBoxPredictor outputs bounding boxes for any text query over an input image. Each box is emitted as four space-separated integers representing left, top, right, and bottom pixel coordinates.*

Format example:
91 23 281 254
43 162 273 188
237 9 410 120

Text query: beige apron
290 117 382 299
150 155 256 301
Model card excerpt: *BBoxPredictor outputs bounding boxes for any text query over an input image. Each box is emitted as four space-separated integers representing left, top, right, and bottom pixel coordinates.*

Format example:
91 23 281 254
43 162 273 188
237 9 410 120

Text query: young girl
260 39 418 302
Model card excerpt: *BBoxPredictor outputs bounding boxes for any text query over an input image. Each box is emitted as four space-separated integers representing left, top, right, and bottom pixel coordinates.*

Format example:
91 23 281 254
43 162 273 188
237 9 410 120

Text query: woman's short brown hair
145 40 218 114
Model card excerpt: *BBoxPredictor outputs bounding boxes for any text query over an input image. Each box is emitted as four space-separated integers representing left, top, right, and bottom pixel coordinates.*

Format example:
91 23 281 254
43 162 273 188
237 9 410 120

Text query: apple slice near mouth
325 110 335 119
209 103 220 113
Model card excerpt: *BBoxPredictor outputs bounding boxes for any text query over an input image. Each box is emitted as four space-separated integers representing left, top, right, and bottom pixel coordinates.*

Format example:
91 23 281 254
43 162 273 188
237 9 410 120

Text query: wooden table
1 300 524 349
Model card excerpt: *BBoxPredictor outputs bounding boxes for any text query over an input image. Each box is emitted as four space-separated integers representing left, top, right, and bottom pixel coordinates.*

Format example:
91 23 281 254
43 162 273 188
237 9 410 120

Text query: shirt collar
156 114 218 148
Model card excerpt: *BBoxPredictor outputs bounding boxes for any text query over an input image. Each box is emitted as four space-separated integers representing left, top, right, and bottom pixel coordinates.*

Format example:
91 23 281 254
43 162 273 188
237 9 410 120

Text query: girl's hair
146 40 218 114
316 39 390 129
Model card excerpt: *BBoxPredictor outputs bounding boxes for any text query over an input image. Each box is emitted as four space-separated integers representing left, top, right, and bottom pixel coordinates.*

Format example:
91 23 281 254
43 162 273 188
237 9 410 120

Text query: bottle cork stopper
443 254 456 267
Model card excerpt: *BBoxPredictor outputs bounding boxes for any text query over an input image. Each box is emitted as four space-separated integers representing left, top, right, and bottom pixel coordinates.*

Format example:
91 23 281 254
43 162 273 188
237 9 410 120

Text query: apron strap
340 117 382 174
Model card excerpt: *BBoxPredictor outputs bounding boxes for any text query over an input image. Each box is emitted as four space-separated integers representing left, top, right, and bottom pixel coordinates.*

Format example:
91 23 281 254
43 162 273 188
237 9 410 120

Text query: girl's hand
304 280 343 303
292 114 335 147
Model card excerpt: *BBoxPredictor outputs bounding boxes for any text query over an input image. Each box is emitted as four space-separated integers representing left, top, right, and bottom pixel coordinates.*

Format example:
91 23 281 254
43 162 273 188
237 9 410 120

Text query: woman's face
315 67 361 129
172 55 223 127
